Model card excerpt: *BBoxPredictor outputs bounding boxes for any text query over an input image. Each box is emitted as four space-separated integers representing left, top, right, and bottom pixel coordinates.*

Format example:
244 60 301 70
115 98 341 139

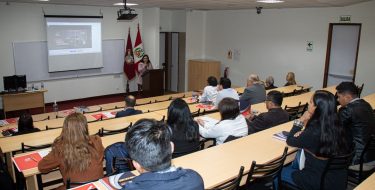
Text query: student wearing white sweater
197 97 248 145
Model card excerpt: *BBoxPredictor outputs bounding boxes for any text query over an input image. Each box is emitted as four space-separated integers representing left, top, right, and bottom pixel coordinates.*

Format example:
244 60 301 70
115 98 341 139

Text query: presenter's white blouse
199 115 248 145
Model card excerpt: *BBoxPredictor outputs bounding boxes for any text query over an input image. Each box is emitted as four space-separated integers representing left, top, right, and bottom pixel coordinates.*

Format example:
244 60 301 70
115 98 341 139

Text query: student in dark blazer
115 95 142 118
247 90 289 134
239 74 266 112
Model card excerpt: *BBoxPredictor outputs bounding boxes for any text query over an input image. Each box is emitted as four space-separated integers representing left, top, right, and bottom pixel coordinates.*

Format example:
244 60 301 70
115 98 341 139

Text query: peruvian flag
133 23 145 73
123 28 136 80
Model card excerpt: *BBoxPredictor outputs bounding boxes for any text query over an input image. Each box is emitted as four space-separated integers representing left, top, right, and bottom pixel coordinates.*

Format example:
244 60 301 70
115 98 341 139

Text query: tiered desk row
4 85 374 190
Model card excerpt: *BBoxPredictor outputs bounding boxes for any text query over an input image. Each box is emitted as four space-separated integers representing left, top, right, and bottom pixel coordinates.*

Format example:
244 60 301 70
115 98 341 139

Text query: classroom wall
160 10 186 32
0 2 160 107
202 0 375 96
142 7 160 69
185 10 207 90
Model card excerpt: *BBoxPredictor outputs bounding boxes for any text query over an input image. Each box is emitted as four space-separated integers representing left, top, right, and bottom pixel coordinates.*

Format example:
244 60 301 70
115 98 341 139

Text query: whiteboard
13 39 125 82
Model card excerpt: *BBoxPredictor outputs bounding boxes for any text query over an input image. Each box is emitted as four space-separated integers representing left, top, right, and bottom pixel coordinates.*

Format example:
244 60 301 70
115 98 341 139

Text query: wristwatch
293 119 304 128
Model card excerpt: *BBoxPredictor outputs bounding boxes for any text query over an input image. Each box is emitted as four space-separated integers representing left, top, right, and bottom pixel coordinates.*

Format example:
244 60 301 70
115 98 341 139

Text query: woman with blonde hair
285 72 297 86
38 113 104 189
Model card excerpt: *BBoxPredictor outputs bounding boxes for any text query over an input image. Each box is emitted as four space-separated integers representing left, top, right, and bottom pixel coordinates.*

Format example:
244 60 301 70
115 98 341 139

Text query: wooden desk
354 172 375 190
1 90 47 118
16 114 295 190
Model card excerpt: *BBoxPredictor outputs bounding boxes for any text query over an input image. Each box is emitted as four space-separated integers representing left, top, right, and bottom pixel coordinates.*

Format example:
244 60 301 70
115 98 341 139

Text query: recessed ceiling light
36 0 50 1
113 2 138 6
257 0 284 3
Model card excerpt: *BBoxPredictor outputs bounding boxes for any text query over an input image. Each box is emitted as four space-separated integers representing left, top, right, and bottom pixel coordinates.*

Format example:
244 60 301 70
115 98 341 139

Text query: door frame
322 23 361 87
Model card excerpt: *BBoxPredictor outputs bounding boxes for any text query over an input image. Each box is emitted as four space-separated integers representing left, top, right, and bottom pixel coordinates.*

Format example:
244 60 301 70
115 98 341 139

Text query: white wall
202 0 375 96
185 10 206 90
0 2 155 106
160 10 172 32
142 7 160 69
160 10 186 32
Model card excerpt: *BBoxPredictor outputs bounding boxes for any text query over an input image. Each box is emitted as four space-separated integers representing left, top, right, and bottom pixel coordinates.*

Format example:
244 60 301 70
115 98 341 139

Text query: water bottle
53 100 58 115
41 82 44 89
31 83 35 91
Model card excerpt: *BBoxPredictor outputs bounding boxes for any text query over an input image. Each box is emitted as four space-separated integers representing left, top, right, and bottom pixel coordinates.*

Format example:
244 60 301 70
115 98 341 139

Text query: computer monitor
3 75 27 92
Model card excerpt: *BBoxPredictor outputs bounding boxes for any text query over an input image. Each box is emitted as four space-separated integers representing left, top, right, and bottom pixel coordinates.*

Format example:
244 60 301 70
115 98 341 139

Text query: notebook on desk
273 131 290 141
12 148 51 172
70 182 99 190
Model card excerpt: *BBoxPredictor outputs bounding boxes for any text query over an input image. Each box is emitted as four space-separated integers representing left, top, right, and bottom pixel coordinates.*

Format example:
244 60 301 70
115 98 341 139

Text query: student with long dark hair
281 90 350 190
13 112 40 136
198 97 248 145
167 98 200 158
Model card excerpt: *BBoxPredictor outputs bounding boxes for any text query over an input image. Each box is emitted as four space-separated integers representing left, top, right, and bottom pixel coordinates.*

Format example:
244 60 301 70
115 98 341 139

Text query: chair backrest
284 102 308 121
104 142 131 175
34 115 50 122
172 141 203 158
135 100 152 106
358 135 375 178
201 109 219 116
282 91 296 97
245 147 288 189
209 166 245 190
224 135 241 143
66 178 98 189
21 142 51 153
357 83 364 98
320 151 354 190
191 109 201 117
160 115 166 122
100 122 132 137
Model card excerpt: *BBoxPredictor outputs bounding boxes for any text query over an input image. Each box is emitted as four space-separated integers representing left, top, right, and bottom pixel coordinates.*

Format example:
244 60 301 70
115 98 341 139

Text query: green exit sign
340 15 351 22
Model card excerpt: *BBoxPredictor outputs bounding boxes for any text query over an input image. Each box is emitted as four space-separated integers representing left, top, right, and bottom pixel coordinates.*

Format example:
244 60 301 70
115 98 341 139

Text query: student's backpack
104 142 132 175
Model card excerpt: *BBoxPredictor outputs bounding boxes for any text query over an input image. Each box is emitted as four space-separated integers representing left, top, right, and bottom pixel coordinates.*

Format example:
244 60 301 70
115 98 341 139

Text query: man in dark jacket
115 95 142 118
123 119 204 190
247 90 289 134
336 82 375 170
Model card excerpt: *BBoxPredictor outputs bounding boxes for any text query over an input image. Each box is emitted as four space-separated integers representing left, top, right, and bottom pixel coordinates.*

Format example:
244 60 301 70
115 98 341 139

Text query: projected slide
50 25 92 50
46 17 103 72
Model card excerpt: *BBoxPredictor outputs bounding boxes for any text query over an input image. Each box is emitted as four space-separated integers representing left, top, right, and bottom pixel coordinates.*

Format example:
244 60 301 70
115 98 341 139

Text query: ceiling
0 0 371 10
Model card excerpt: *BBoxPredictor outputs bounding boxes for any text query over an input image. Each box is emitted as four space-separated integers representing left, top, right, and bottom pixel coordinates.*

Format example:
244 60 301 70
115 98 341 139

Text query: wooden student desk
354 172 375 190
15 112 295 190
1 90 47 118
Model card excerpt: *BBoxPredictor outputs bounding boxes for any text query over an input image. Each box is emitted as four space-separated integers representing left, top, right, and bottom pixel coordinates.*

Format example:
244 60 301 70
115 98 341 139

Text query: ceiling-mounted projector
117 0 137 20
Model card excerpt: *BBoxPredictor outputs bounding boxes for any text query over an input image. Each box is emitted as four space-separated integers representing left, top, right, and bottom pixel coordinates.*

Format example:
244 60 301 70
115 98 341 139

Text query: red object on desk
91 113 106 120
12 152 42 171
196 104 214 110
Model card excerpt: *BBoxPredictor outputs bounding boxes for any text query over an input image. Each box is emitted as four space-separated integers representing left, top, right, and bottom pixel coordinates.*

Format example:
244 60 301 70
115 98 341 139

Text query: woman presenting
137 54 153 91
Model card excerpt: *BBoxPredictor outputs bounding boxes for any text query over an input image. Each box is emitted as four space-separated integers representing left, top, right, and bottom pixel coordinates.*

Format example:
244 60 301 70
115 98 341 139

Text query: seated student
265 76 277 90
199 76 218 103
336 82 375 170
215 77 239 107
38 113 104 190
115 95 142 118
123 119 204 190
281 90 350 190
197 98 248 145
12 112 40 136
247 90 289 135
239 74 266 112
284 72 297 86
167 98 201 158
